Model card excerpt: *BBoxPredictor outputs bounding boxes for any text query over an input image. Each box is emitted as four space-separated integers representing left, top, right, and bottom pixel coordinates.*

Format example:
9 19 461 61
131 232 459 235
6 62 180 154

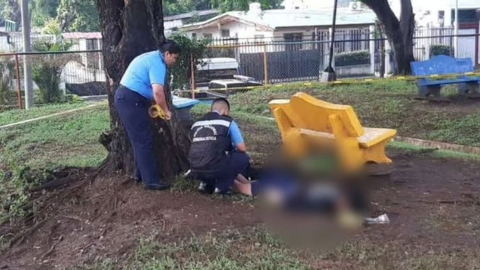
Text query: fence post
190 52 195 99
14 53 22 110
385 41 392 74
369 25 375 76
263 44 268 85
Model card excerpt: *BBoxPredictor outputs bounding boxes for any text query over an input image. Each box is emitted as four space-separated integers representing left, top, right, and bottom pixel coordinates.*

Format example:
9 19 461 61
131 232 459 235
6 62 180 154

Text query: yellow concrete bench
268 92 397 173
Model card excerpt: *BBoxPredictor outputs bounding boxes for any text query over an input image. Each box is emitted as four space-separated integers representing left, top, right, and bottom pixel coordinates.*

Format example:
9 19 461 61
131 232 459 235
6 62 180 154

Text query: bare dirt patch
1 116 480 269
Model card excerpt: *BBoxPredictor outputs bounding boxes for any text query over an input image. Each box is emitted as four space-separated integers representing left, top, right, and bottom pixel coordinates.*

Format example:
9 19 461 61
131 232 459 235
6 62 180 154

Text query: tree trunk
361 0 415 75
96 0 190 180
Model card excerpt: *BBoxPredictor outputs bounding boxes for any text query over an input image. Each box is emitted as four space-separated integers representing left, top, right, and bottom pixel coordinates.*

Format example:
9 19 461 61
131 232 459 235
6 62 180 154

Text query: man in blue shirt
114 40 181 190
188 98 251 194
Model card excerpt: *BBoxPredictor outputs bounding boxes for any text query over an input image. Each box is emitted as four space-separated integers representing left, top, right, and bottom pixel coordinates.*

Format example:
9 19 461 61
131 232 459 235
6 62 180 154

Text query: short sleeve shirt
212 111 244 146
120 50 166 100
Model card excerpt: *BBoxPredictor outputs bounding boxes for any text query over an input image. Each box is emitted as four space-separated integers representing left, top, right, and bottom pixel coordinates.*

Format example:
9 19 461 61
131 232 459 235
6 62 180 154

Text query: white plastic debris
364 214 390 225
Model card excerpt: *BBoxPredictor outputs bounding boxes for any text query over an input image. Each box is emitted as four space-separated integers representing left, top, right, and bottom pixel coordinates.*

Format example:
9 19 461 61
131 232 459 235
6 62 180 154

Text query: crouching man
188 98 250 194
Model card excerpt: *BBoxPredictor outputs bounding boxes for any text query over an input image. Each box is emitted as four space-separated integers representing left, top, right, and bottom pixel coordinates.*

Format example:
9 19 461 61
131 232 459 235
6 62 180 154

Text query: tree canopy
1 0 283 30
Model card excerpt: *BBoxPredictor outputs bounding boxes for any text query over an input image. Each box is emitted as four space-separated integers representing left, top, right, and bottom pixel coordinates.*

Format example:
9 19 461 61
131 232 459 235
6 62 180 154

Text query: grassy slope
0 104 109 220
0 102 87 126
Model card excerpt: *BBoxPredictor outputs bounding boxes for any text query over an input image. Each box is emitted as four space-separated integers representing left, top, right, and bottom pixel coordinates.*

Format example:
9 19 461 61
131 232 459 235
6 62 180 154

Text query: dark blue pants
194 152 250 193
114 85 160 186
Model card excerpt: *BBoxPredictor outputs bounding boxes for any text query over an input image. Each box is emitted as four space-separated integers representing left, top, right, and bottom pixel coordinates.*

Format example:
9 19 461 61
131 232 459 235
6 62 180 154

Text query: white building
179 2 377 51
280 0 352 10
164 10 220 36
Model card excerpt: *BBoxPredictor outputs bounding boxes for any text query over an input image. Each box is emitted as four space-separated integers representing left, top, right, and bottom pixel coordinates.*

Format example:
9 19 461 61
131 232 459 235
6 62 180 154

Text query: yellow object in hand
148 104 166 119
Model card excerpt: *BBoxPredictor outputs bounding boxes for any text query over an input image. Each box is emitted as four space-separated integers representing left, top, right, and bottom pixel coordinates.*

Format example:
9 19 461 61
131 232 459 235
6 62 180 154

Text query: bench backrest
288 92 364 137
410 55 474 76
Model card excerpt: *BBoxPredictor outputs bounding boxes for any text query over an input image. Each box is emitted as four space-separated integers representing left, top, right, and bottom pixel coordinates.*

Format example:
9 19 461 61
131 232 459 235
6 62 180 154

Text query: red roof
62 32 102 39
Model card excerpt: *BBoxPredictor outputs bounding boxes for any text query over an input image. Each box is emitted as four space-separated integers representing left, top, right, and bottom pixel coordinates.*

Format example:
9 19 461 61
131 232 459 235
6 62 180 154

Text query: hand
164 110 172 120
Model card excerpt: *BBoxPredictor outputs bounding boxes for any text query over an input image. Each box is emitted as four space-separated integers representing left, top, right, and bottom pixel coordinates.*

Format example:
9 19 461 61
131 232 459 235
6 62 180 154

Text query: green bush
430 45 453 57
32 40 76 104
168 33 209 90
0 57 16 106
335 51 370 67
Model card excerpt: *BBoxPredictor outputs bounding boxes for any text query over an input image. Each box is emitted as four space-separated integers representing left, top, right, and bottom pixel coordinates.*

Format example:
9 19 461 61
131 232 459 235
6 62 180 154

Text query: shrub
32 40 76 104
168 33 209 90
430 45 453 57
335 51 370 67
0 57 16 106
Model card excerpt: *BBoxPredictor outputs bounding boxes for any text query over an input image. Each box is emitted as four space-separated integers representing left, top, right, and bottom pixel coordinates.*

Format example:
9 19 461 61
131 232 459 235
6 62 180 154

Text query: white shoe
198 182 206 191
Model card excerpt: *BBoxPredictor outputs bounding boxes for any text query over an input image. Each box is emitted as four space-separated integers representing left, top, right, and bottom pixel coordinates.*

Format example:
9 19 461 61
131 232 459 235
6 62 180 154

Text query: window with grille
284 33 303 50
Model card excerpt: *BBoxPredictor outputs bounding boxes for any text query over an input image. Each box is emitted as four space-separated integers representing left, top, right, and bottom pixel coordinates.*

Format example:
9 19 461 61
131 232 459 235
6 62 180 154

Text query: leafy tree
57 0 99 32
40 18 61 35
0 0 21 25
164 0 193 16
31 0 60 27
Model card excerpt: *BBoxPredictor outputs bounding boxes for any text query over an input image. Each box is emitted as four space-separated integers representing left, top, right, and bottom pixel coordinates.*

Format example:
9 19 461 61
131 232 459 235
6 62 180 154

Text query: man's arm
149 59 171 119
152 84 171 117
229 121 247 152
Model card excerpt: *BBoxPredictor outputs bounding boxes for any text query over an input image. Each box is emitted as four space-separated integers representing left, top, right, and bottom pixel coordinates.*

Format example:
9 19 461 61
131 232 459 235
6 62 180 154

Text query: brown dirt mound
0 170 260 270
1 150 480 269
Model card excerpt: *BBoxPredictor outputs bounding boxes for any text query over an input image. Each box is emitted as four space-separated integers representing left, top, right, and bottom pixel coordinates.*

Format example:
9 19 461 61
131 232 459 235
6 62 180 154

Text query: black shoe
130 175 142 184
144 182 171 191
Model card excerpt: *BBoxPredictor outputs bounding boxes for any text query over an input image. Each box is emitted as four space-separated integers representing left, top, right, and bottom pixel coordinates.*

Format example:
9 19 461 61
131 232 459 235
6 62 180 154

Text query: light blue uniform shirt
212 111 244 146
120 50 166 100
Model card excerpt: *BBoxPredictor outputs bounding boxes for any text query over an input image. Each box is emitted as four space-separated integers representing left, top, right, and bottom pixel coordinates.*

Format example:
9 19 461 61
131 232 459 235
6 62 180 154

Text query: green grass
70 225 480 270
69 227 309 270
2 81 480 268
229 80 480 147
389 141 480 161
0 101 86 126
0 103 110 220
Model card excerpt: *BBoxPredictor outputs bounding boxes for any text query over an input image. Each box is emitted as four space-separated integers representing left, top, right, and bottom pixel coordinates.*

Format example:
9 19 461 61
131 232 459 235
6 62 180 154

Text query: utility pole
454 0 459 57
21 0 34 109
320 0 339 82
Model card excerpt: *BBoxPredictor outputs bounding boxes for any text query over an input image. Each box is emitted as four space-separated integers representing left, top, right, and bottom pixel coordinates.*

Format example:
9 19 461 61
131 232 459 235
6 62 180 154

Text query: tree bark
96 0 190 180
360 0 415 75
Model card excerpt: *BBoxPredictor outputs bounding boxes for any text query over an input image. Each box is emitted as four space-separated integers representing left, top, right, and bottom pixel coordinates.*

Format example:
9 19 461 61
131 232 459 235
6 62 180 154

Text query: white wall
281 0 347 10
183 21 274 41
0 36 11 52
389 0 480 27
165 19 184 30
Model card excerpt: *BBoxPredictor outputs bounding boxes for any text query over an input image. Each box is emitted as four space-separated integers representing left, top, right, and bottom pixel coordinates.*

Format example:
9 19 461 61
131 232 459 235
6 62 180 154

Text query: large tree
58 0 99 32
95 0 190 179
0 0 21 25
31 0 60 26
359 0 415 75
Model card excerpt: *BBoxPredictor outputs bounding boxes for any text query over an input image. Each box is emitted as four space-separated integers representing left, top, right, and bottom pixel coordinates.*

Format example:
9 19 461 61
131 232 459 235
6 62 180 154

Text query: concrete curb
393 136 480 156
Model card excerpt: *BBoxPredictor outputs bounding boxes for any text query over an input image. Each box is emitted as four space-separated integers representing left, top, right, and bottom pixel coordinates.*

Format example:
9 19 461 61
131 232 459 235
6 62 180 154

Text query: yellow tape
148 104 166 119
176 71 480 94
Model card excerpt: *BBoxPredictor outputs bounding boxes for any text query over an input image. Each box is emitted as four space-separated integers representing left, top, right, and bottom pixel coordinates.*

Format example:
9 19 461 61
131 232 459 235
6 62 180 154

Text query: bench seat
269 92 397 173
419 77 480 87
300 127 397 148
410 55 480 98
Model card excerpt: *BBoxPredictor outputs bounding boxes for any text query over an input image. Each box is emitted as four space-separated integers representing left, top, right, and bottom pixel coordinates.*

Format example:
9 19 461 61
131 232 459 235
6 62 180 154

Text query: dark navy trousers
114 85 160 186
194 152 250 193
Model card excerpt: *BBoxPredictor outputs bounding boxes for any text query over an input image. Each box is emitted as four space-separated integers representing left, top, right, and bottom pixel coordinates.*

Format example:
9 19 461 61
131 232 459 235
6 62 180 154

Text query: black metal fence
0 29 479 110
